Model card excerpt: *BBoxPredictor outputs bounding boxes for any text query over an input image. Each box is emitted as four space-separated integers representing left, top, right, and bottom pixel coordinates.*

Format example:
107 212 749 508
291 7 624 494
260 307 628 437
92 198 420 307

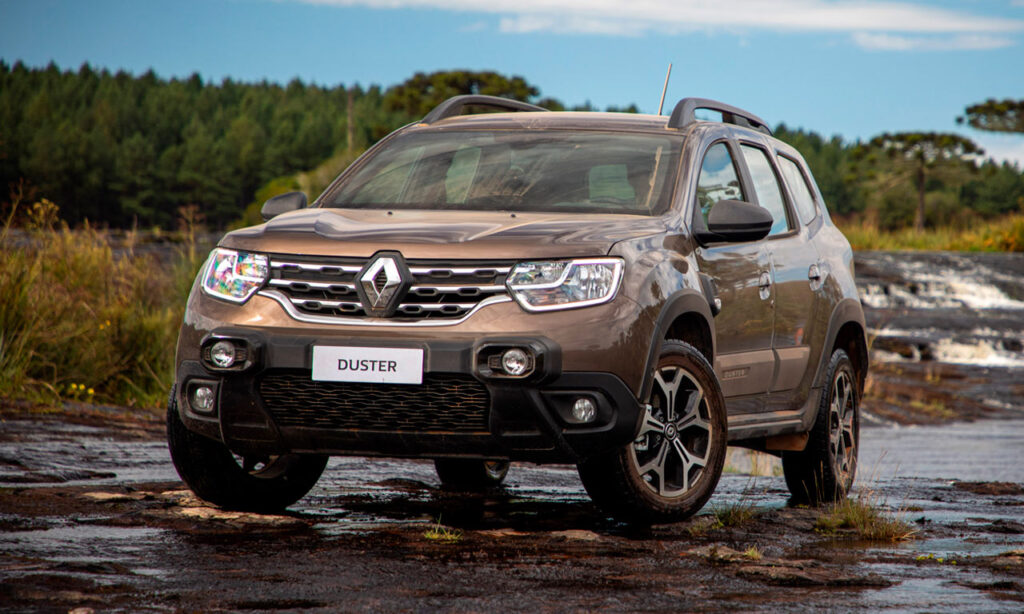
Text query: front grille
259 372 490 433
265 254 513 321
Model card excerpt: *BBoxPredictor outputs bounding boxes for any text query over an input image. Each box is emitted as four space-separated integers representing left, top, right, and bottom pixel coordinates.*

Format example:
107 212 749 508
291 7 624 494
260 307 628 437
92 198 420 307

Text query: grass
836 213 1024 252
814 493 918 542
423 517 463 543
688 486 763 536
0 197 204 408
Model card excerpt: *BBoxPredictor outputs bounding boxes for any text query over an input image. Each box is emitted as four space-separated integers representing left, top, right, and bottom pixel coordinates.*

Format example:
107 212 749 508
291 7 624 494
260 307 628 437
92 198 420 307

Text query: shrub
0 198 204 408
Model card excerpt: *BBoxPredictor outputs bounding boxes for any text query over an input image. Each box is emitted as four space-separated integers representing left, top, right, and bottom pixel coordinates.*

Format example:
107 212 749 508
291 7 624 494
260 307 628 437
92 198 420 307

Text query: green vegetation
2 62 1020 240
814 494 917 542
0 194 202 407
0 63 628 230
423 517 463 543
836 213 1024 251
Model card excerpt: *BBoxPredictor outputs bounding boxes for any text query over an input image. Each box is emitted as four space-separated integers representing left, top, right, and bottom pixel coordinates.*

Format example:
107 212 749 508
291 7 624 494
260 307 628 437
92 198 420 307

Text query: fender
639 289 717 400
811 297 868 392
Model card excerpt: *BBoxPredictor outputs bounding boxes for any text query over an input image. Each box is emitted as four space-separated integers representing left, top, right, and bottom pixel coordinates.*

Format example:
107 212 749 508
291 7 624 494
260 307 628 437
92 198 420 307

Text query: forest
1 61 1022 232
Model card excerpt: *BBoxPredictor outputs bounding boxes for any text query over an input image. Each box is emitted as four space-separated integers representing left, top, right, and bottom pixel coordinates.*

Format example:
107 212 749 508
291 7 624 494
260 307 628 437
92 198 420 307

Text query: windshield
326 130 682 216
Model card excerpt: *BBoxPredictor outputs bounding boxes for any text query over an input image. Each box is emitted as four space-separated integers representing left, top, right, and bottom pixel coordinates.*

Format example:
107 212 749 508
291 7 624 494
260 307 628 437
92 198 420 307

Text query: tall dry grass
1 198 204 408
837 213 1024 252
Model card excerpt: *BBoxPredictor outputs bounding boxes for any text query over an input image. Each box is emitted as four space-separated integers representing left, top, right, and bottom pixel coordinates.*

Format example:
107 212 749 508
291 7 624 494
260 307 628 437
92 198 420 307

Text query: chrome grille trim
408 266 511 276
271 261 362 273
408 284 506 294
265 255 514 323
259 290 513 327
269 279 357 291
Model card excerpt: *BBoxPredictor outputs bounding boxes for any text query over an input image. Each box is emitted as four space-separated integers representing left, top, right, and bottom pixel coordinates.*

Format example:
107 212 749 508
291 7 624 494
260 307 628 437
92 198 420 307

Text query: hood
220 208 669 259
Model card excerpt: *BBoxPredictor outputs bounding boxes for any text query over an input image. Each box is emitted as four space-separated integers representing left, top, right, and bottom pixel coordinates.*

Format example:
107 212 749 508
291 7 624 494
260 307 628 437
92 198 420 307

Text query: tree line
1 61 1021 231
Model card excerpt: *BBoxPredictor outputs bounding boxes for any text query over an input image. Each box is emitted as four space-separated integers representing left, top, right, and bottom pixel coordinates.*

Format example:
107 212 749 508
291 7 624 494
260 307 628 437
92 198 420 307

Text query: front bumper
175 328 644 463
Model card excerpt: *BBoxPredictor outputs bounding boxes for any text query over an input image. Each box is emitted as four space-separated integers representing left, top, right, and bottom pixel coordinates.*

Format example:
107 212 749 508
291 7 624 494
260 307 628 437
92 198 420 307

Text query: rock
954 482 1024 496
737 565 895 587
550 529 601 542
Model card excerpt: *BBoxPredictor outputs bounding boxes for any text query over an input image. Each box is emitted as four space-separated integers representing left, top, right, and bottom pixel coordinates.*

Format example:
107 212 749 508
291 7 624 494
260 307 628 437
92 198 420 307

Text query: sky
2 0 1023 164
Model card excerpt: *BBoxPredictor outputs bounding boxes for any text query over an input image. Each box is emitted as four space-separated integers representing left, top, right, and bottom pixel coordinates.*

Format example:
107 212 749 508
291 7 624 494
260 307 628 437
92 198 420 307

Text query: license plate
311 346 424 384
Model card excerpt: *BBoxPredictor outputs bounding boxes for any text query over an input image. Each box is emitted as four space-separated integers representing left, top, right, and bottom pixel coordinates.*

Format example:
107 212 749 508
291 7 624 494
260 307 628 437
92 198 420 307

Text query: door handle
758 271 772 301
808 264 821 281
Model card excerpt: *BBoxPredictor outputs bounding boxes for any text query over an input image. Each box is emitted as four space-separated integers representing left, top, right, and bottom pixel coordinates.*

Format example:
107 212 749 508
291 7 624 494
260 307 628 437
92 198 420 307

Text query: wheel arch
640 290 717 400
813 298 868 395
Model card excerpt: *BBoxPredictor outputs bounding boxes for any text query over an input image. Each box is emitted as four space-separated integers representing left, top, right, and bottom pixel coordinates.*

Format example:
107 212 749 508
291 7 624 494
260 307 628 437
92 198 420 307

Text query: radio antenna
657 63 673 116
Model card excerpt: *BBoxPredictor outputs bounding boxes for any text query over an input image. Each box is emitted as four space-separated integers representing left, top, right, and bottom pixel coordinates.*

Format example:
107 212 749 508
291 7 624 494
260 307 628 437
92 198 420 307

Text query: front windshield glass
326 130 682 216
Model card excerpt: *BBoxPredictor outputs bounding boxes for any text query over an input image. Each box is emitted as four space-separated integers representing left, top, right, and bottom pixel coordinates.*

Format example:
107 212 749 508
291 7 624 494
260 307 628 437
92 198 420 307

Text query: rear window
326 130 683 216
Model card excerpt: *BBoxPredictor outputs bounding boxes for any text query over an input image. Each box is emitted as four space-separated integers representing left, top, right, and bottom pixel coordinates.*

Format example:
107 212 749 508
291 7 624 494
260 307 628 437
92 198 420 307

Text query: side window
777 155 818 225
740 145 791 236
696 142 744 223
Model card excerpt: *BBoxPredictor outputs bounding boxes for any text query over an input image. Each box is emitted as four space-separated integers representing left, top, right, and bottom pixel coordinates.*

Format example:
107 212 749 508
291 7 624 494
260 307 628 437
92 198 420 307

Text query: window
588 164 635 204
696 143 744 223
351 145 422 204
740 145 790 236
777 155 818 225
330 130 682 216
445 147 481 204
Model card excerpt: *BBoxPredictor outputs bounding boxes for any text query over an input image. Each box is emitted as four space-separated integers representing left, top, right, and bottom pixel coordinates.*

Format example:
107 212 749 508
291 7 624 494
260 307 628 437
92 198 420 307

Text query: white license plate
311 346 424 384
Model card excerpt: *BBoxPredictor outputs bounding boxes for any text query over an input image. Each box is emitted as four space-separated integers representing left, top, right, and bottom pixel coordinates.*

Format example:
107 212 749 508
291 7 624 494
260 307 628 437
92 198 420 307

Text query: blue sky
2 0 1023 163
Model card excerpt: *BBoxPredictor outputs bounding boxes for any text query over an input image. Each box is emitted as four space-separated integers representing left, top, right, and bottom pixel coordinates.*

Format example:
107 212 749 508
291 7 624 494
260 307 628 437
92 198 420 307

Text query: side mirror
261 191 307 221
698 199 773 244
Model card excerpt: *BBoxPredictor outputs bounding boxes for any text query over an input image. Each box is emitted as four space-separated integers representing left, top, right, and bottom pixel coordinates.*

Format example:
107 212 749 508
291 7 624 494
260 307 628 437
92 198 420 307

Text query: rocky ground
1 402 1022 613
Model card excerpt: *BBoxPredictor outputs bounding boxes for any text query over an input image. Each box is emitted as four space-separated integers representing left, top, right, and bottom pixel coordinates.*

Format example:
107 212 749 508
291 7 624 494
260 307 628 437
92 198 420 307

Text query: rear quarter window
777 155 818 225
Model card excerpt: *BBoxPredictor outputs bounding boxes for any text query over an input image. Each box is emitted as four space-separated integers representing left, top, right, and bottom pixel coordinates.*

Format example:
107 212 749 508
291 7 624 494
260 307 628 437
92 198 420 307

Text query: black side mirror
261 191 307 221
697 199 773 244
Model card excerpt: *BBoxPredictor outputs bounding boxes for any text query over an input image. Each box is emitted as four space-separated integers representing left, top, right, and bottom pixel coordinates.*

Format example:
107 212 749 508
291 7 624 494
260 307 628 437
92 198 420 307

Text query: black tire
577 340 727 524
782 349 860 505
434 459 510 490
166 388 328 512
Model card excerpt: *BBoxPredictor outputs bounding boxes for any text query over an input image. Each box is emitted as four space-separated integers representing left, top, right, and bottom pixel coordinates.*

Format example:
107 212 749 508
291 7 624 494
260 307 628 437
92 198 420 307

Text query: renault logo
357 253 409 316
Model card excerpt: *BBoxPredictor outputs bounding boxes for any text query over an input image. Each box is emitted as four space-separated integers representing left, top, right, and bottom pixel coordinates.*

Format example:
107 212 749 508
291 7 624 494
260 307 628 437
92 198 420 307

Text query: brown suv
167 95 867 522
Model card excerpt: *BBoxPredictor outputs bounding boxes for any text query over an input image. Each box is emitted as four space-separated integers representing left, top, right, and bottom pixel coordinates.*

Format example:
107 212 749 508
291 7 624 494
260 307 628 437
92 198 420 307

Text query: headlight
200 248 269 303
506 258 624 312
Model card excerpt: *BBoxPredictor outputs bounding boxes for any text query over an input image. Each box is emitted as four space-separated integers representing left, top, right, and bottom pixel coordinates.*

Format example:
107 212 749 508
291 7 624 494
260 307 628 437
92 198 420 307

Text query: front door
692 141 775 413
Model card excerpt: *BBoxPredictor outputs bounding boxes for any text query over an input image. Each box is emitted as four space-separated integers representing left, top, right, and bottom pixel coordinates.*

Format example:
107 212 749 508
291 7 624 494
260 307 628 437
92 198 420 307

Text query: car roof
407 111 676 135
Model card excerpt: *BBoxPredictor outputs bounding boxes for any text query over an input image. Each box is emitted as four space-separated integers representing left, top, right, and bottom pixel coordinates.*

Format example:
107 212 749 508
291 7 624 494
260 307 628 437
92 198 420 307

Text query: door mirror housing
261 191 307 221
697 199 773 244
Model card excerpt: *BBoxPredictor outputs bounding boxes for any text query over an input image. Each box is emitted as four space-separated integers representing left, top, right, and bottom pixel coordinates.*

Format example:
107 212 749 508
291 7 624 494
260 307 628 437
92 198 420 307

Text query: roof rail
420 95 549 124
667 97 772 135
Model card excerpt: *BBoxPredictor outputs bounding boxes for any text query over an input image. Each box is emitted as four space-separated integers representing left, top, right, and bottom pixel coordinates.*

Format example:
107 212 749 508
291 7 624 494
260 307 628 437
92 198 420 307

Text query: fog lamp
210 340 236 368
191 386 216 413
572 397 597 423
501 348 530 376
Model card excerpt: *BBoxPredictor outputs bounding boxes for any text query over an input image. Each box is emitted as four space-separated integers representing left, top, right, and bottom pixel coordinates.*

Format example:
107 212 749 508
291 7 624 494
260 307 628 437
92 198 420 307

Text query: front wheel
782 349 860 505
578 340 727 524
166 389 327 512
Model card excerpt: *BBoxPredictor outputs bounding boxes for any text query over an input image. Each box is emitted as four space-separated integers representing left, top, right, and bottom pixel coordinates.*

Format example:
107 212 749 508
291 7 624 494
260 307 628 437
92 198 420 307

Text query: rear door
736 141 823 410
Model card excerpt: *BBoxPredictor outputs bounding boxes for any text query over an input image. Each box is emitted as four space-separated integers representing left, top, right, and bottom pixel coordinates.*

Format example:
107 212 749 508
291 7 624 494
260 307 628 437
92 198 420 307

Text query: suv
167 95 867 523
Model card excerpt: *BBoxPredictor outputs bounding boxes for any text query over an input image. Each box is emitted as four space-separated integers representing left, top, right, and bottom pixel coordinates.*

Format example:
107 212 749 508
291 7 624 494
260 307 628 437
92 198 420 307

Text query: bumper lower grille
258 372 490 433
265 255 513 322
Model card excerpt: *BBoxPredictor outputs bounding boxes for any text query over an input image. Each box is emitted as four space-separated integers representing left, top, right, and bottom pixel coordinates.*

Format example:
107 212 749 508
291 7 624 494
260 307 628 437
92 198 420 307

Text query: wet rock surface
2 409 1023 613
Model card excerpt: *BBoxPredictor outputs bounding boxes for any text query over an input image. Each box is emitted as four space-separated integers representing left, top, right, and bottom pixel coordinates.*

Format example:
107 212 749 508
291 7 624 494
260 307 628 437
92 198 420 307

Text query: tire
782 349 859 505
166 387 328 512
577 340 727 524
434 459 510 490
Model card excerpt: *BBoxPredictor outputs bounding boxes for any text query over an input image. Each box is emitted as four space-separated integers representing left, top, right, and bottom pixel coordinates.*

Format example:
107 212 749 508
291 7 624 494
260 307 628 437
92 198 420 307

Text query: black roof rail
420 95 549 124
667 97 772 135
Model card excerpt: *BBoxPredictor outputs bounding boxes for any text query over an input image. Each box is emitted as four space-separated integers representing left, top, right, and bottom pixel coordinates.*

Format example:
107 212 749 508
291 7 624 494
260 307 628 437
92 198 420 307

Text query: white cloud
300 0 1024 41
852 32 1016 51
970 132 1024 168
